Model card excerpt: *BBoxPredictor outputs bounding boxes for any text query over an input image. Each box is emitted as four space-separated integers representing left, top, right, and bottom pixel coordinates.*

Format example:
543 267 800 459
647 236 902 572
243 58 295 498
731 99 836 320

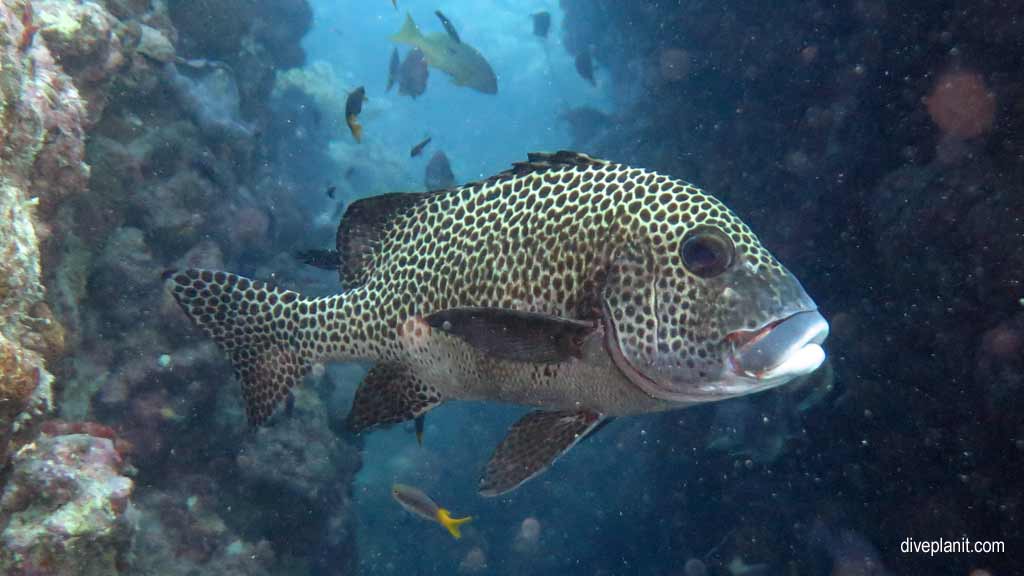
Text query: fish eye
680 227 735 278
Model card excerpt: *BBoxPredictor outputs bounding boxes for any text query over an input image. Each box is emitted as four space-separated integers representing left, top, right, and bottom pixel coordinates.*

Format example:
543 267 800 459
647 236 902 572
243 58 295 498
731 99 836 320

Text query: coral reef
0 427 134 575
0 0 93 471
1 0 362 574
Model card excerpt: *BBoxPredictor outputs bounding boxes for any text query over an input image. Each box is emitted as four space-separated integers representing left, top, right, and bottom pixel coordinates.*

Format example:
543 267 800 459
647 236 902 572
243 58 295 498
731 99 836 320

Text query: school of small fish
351 6 600 189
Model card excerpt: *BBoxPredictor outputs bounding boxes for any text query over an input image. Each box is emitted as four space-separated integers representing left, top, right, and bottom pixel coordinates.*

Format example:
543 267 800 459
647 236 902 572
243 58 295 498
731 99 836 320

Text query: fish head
601 190 828 405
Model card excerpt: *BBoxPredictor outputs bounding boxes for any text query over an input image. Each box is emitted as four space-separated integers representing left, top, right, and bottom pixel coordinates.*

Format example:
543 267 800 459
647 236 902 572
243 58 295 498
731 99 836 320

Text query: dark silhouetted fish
434 10 461 43
294 249 341 271
410 136 432 157
398 49 429 98
575 50 595 85
386 48 400 92
345 86 367 142
531 11 551 39
392 14 497 94
326 185 337 199
165 151 828 496
424 150 455 189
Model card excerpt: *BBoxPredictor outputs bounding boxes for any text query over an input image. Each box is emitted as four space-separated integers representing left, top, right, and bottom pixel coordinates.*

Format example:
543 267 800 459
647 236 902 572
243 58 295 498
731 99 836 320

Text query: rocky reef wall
0 1 360 574
0 0 89 491
559 1 1022 574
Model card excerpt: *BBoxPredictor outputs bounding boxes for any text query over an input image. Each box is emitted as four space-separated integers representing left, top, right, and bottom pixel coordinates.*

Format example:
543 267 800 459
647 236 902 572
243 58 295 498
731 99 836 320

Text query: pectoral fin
348 363 442 433
479 409 603 497
425 307 595 363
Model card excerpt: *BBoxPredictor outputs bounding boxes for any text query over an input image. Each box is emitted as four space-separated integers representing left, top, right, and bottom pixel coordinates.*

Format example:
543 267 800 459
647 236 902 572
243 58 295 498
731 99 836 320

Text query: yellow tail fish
392 484 472 539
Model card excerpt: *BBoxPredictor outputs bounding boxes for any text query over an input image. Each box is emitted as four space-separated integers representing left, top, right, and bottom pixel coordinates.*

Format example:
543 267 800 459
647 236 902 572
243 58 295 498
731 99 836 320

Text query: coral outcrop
0 0 90 471
2 0 361 574
0 427 134 575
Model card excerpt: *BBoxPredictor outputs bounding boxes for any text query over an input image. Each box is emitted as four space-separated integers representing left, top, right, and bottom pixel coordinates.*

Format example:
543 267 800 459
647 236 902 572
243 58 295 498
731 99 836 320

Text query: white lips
730 310 829 381
755 341 826 380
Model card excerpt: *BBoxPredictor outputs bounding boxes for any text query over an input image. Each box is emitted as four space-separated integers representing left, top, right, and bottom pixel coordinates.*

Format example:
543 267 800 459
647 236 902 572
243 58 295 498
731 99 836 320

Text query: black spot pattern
348 363 442 432
164 150 800 463
479 409 601 497
165 269 349 425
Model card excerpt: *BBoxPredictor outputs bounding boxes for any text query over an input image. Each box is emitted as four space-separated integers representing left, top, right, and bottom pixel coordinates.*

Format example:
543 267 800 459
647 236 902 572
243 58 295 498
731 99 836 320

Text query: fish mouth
725 310 829 381
603 302 829 404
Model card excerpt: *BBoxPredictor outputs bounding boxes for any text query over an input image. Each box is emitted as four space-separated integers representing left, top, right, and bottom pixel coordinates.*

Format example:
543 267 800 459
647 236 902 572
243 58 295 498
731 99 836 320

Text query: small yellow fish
391 483 472 539
345 86 367 142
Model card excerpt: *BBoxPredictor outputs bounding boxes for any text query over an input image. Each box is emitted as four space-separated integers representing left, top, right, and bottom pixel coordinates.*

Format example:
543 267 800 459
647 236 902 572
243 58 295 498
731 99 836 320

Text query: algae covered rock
0 431 134 575
135 23 175 63
0 2 81 472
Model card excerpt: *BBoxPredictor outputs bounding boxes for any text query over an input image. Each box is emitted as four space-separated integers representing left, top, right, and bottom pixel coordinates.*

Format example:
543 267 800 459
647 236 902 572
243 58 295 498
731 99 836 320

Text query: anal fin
348 363 442 433
479 409 603 497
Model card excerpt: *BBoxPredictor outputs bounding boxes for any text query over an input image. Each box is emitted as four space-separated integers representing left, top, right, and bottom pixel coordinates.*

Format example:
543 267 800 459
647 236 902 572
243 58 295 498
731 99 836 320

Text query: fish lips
603 306 829 404
725 310 829 381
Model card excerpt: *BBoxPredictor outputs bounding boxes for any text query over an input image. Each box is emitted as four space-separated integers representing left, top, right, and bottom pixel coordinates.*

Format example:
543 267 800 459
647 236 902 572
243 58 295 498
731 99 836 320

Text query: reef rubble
0 425 134 575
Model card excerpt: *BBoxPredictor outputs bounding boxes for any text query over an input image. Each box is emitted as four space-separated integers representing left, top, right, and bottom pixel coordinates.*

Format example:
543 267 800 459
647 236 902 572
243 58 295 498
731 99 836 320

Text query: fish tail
164 269 350 426
347 114 362 142
391 13 421 45
436 508 472 540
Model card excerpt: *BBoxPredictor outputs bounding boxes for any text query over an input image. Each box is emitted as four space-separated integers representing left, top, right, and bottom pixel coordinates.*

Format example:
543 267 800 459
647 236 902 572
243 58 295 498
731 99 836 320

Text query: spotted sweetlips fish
165 151 829 496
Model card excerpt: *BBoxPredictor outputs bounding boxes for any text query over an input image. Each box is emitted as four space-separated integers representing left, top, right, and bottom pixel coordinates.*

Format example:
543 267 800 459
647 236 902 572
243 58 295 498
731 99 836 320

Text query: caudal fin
435 508 472 540
164 269 337 425
391 13 422 45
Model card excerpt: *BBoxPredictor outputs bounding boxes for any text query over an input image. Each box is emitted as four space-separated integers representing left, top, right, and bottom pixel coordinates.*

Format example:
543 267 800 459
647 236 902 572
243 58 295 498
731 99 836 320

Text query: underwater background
0 0 1020 574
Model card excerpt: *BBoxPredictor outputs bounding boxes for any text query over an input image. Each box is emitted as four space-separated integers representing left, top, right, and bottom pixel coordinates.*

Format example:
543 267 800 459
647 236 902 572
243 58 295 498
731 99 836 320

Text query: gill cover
602 240 665 398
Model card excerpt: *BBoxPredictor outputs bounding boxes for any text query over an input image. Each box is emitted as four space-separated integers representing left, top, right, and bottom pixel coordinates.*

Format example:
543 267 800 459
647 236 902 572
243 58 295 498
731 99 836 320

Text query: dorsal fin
336 191 433 289
474 150 609 187
504 150 608 177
